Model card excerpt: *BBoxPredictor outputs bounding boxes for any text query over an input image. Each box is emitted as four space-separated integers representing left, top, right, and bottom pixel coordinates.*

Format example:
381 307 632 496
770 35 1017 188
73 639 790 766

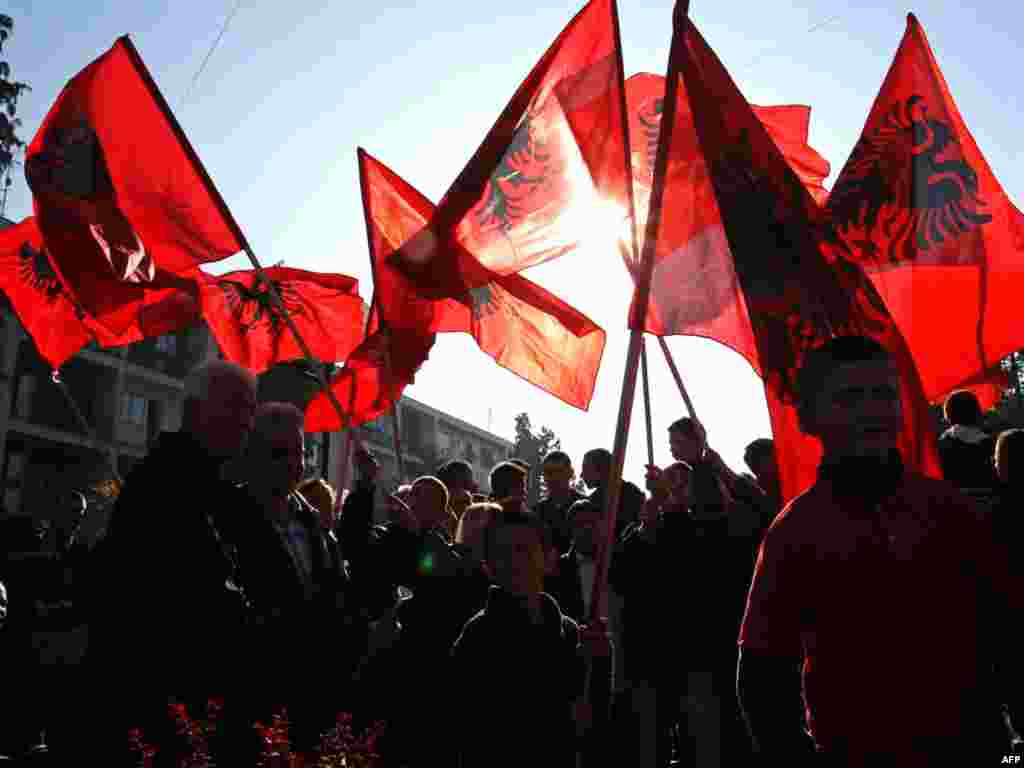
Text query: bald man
87 361 258 764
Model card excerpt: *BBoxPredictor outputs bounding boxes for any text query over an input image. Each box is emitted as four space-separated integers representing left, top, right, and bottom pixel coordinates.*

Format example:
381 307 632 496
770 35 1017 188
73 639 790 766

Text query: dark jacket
87 431 250 696
588 480 645 540
452 586 584 768
535 489 587 555
939 425 997 490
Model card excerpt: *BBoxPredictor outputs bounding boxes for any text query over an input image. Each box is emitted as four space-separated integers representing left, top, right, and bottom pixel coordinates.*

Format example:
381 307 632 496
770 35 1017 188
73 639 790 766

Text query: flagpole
51 370 124 486
588 0 689 625
657 336 698 421
120 35 354 433
640 336 655 467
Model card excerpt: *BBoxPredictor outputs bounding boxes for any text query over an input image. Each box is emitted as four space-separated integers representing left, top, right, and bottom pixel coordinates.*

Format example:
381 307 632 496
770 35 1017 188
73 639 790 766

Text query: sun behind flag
25 36 243 337
362 148 606 411
389 0 634 300
824 13 1024 405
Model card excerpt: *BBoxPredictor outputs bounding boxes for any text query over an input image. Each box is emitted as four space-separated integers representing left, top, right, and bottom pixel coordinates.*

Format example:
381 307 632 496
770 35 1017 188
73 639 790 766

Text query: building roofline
399 393 512 449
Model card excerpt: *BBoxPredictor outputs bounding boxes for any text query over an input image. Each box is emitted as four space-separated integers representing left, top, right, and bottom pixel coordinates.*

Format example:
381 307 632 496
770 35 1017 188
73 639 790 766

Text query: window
120 394 148 426
155 335 177 355
14 374 36 420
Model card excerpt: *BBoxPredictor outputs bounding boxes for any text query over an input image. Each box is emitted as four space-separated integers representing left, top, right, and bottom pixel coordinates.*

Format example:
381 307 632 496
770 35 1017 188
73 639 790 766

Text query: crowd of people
1 335 1022 766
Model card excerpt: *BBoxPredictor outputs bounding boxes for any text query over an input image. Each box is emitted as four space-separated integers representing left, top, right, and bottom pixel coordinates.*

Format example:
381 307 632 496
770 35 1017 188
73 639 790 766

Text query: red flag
199 267 363 374
25 36 243 337
389 0 633 297
0 217 93 368
361 148 607 410
825 14 1024 405
305 303 434 433
623 72 832 336
643 7 939 502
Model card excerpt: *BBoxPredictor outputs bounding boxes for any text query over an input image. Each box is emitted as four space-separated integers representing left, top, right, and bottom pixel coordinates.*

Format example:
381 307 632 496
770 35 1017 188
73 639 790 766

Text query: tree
512 412 561 506
0 14 30 215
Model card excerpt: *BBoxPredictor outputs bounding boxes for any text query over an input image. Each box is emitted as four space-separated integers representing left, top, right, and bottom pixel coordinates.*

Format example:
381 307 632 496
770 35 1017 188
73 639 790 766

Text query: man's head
244 402 306 500
489 460 528 502
437 459 477 495
569 498 606 558
581 449 612 490
181 361 258 460
483 511 550 597
943 389 984 428
668 417 705 466
409 475 450 530
455 501 502 562
796 335 901 460
297 476 338 530
743 438 778 488
995 429 1024 485
541 450 574 496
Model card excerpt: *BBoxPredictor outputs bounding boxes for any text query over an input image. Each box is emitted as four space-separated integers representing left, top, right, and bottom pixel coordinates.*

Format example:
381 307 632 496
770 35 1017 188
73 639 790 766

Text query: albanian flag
0 217 93 368
199 267 363 374
305 302 434 433
389 0 633 298
825 14 1024 405
623 72 832 336
25 36 243 337
644 5 939 502
362 148 606 411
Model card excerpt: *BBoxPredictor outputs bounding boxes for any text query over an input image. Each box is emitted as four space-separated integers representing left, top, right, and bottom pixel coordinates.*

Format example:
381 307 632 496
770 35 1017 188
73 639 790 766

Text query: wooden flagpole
588 0 691 625
657 336 698 421
640 336 655 467
122 35 353 432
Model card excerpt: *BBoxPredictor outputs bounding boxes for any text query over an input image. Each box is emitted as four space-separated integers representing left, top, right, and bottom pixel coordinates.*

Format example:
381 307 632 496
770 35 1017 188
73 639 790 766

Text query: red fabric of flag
389 0 632 298
199 267 363 374
623 72 831 336
647 9 939 502
825 14 1024 405
25 36 242 337
304 303 434 433
361 148 606 410
0 217 93 368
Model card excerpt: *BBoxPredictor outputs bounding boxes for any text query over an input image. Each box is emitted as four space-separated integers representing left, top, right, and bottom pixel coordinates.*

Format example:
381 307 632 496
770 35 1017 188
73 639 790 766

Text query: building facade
0 218 512 534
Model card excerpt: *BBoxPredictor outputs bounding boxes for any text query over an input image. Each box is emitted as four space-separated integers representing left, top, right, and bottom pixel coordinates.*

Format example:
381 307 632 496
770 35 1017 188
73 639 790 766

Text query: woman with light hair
454 501 502 568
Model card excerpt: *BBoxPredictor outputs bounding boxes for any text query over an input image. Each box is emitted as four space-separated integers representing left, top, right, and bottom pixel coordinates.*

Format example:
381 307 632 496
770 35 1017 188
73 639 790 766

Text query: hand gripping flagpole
121 35 354 432
587 0 692 627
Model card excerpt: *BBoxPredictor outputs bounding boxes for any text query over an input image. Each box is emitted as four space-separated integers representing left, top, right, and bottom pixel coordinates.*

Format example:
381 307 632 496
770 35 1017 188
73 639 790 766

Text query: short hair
582 448 612 475
437 459 474 489
482 510 552 564
668 417 702 437
246 402 304 459
943 389 984 427
489 461 528 500
412 475 450 512
743 438 775 471
542 450 572 468
297 476 337 518
508 458 530 471
183 360 256 404
795 335 893 432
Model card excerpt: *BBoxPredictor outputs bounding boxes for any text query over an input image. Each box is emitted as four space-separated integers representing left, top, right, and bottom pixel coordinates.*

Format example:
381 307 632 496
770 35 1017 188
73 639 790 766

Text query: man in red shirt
737 335 1020 766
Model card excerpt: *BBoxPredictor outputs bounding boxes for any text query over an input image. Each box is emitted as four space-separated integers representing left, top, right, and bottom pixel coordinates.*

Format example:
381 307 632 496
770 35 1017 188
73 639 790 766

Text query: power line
179 0 243 109
739 14 841 73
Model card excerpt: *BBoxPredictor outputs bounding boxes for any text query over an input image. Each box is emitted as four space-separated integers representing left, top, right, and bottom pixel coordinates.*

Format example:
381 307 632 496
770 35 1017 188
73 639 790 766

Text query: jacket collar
484 585 566 637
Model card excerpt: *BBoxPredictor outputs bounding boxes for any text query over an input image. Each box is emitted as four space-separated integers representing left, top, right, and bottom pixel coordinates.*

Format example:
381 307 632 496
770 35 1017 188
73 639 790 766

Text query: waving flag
200 267 363 374
824 14 1024 406
623 72 831 336
640 4 939 501
25 36 243 337
362 148 606 411
390 0 633 300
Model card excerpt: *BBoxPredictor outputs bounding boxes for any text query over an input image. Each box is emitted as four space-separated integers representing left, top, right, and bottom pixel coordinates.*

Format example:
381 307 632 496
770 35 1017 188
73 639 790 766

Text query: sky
3 0 1022 486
